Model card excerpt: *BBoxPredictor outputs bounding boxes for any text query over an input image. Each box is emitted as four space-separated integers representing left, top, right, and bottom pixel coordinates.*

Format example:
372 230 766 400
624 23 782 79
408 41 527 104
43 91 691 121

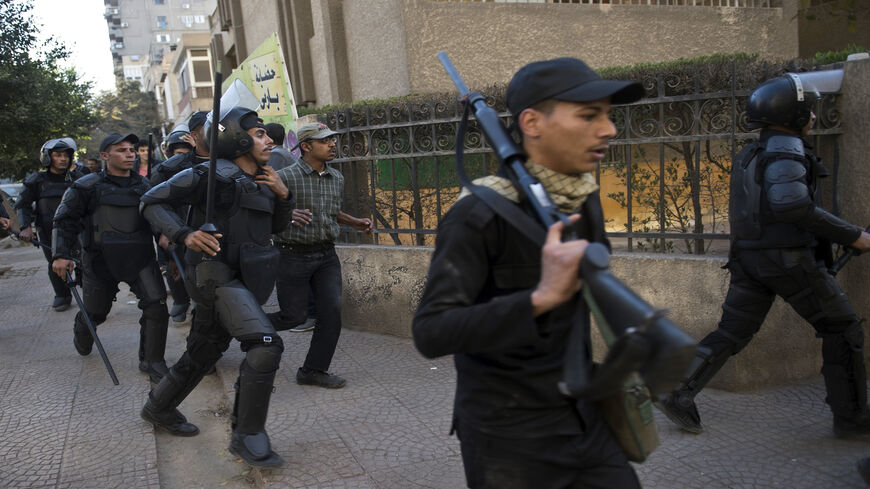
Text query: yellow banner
223 33 298 132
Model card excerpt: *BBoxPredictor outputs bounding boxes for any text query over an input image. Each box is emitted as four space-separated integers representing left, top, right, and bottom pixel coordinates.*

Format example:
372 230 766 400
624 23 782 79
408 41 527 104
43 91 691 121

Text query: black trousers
456 417 640 489
37 227 69 300
75 253 168 363
702 247 866 418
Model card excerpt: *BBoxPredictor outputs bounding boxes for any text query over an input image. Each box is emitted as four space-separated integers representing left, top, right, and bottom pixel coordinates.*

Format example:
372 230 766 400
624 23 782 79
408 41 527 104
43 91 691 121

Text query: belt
276 242 334 253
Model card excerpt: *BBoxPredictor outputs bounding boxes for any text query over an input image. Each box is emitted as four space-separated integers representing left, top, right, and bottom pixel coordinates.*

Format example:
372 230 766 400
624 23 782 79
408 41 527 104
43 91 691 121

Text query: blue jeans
275 246 342 372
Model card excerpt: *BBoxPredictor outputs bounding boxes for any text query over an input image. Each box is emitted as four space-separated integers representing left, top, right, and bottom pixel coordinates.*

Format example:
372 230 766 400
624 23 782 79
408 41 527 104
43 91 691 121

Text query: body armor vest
186 160 279 304
729 141 764 241
27 170 81 230
732 134 817 250
85 176 155 281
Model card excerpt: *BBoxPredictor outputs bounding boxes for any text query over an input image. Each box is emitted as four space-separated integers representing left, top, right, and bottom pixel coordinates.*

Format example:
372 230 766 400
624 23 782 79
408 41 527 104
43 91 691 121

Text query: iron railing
320 63 841 254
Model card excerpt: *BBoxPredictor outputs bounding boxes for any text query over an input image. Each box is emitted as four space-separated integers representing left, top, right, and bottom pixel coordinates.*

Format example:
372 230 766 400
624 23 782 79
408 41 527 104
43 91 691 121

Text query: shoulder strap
466 183 546 247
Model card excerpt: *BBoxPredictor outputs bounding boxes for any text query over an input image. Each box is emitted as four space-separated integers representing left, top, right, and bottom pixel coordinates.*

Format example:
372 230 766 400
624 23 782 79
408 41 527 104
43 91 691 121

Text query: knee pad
141 301 170 323
244 344 283 373
844 321 865 351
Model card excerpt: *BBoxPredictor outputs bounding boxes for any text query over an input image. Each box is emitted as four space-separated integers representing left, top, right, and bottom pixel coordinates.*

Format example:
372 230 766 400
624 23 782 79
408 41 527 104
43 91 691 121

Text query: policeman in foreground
139 106 292 467
413 58 645 488
16 138 86 311
656 73 870 439
51 133 171 382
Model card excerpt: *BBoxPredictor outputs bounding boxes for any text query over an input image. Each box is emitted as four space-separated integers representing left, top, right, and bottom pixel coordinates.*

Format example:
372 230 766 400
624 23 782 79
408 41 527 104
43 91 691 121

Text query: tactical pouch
239 242 279 305
586 287 660 463
596 372 659 463
100 232 154 282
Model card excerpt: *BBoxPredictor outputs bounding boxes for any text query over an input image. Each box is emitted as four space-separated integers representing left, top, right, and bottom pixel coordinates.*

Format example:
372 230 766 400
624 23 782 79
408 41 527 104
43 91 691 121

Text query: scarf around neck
456 159 599 213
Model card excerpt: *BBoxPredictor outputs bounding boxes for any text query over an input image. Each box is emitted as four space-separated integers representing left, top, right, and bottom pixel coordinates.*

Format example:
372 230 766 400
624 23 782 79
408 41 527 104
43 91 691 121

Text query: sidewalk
1 242 868 488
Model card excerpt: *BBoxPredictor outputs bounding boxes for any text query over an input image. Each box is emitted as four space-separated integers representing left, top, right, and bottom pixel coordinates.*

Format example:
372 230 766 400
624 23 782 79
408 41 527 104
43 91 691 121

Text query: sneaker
229 431 284 467
296 367 345 389
654 391 703 434
73 330 94 356
141 402 199 437
289 317 317 333
169 302 189 323
52 296 71 312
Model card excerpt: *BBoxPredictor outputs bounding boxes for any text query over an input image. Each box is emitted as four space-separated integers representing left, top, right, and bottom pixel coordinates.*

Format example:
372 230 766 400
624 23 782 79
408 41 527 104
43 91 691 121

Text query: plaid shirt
275 159 344 245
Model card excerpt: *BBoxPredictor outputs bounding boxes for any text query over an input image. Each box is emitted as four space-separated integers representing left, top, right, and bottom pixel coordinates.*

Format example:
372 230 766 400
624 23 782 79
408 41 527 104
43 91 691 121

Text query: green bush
813 44 867 65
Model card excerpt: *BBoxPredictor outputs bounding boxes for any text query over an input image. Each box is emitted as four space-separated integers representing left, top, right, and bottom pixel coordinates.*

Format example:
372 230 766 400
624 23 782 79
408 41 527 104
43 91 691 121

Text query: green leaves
0 0 98 179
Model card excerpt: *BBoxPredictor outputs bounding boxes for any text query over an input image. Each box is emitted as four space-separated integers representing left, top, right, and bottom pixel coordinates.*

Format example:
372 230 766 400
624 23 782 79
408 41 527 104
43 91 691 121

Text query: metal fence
321 63 842 254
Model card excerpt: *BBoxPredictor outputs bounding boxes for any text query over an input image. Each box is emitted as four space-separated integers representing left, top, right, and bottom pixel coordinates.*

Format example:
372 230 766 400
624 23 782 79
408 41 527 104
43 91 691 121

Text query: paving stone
5 243 870 488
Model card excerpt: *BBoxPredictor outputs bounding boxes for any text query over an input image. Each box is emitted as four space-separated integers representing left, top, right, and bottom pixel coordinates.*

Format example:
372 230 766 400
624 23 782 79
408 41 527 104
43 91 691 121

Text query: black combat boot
73 312 94 356
656 390 703 434
141 368 200 436
228 362 283 467
138 306 170 382
655 345 729 434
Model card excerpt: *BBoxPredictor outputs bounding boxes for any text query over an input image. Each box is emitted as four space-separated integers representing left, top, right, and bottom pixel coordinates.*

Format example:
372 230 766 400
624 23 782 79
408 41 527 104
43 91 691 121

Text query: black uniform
51 170 170 380
662 129 869 433
413 190 640 489
16 167 86 303
140 159 293 465
149 151 207 318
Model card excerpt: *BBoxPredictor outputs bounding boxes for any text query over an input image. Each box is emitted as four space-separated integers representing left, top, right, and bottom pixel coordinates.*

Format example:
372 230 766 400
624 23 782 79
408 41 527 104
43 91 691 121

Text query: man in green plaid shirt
271 122 372 389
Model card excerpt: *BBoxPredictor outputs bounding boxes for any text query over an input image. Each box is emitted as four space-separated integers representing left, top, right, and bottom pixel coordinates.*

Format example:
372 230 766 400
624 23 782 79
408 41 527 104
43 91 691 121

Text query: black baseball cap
99 133 139 153
506 58 644 115
187 110 208 130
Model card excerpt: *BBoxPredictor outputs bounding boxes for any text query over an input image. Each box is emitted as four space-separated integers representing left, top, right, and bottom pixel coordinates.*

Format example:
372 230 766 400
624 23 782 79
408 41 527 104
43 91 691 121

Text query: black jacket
413 191 609 437
15 167 86 231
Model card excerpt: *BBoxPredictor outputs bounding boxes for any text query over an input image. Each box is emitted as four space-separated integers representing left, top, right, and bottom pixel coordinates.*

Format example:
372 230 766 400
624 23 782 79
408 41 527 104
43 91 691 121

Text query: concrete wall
400 0 800 95
337 245 828 392
343 0 411 101
835 56 870 329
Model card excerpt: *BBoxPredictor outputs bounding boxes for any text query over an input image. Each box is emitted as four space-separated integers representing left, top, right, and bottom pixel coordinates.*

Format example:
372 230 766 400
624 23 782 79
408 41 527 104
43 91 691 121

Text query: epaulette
22 172 42 185
765 135 804 157
73 172 102 189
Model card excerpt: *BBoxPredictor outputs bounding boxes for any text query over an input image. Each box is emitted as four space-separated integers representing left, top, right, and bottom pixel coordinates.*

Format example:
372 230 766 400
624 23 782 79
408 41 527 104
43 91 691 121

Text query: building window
178 68 190 94
154 0 165 4
156 34 170 43
194 15 205 23
157 16 167 29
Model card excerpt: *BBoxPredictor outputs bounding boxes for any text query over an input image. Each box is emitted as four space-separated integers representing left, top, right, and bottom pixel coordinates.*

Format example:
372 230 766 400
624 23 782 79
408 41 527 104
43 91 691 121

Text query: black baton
10 229 120 385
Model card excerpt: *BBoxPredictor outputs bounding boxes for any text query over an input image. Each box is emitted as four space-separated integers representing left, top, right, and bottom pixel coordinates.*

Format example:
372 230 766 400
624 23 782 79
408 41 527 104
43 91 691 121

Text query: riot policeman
657 73 870 439
15 138 86 311
162 125 194 158
51 133 171 382
150 111 210 322
139 106 293 467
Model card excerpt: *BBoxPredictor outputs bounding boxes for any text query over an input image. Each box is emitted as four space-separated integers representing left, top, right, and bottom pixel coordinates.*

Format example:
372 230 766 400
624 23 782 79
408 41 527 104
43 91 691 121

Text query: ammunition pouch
101 231 155 281
239 242 279 305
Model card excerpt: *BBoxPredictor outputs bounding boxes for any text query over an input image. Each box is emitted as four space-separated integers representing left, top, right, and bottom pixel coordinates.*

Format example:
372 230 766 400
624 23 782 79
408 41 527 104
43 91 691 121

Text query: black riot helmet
40 137 77 168
746 74 819 132
165 129 193 155
203 106 260 159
